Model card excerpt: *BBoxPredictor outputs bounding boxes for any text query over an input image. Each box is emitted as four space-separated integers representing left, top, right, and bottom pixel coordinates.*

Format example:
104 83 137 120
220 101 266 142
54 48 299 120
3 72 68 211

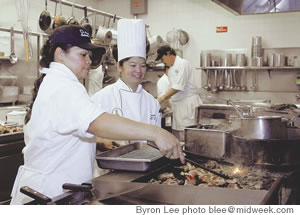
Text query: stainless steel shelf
196 66 300 70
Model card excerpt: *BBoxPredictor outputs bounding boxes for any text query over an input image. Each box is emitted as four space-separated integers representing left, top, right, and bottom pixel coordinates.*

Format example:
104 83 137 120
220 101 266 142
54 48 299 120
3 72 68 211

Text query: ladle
212 69 218 93
9 27 17 64
203 70 211 91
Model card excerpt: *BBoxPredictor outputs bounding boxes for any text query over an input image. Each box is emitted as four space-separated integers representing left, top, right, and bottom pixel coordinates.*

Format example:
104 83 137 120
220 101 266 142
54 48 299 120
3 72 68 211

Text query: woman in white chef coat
155 45 203 141
92 19 161 149
10 25 184 205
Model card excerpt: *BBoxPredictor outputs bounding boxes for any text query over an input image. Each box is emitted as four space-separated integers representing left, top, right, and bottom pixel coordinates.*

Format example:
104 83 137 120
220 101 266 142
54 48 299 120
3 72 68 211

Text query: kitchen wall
0 0 299 105
97 0 300 103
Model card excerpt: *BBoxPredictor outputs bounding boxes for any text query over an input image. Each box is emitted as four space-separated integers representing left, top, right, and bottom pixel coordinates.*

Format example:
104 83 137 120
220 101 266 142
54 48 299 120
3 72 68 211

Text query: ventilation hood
212 0 300 15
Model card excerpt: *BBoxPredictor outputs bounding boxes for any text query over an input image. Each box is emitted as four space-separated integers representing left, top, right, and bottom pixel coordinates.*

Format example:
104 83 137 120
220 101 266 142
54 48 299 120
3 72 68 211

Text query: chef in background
157 66 171 109
92 19 161 151
155 45 203 141
156 66 172 128
10 25 184 204
87 64 105 96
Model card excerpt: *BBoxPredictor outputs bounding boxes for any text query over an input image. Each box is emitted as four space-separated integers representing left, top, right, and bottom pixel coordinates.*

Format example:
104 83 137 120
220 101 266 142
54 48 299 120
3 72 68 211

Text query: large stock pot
233 115 287 140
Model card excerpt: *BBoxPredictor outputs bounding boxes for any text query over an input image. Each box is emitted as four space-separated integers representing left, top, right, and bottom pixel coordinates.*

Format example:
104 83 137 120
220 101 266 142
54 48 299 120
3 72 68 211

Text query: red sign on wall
216 26 228 33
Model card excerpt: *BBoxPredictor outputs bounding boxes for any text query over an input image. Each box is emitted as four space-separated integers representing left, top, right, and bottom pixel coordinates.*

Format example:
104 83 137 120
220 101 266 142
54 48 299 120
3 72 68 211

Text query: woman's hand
154 128 185 164
89 113 184 163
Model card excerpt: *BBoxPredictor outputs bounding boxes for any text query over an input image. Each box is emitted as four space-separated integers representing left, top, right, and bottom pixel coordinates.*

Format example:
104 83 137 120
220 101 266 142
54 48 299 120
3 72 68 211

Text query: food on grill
147 160 280 190
0 124 22 134
158 172 175 180
150 162 232 188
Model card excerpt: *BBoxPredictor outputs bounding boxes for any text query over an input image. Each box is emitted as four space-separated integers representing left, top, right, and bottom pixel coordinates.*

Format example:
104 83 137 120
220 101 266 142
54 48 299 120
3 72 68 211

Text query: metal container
202 53 211 67
268 53 275 67
252 36 262 47
96 142 165 172
223 53 232 66
256 57 263 67
226 134 300 167
236 53 246 66
185 125 230 159
6 110 26 126
275 53 285 67
233 116 287 140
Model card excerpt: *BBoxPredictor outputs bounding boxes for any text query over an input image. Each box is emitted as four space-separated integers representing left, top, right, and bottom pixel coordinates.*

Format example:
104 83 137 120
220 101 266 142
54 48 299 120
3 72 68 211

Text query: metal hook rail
48 0 149 28
49 0 123 21
0 27 47 75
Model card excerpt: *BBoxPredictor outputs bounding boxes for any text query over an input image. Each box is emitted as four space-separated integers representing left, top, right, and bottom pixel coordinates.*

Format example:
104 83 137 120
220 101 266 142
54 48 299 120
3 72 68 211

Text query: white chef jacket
156 74 169 98
92 79 161 127
156 73 172 126
87 65 104 96
168 56 203 130
10 62 105 204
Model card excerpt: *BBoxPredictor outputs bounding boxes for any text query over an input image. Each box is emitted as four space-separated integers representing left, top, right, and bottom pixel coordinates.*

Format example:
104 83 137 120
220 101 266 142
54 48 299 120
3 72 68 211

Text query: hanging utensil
51 1 57 29
178 29 189 46
106 17 112 28
39 0 51 31
82 6 92 35
15 0 32 62
203 70 211 91
92 11 97 38
53 0 66 29
212 69 218 93
9 27 17 64
218 69 225 91
67 1 79 25
241 69 247 91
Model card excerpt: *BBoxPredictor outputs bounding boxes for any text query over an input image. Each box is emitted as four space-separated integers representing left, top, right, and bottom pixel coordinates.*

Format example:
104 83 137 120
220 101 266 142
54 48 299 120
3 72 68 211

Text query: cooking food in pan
147 160 281 190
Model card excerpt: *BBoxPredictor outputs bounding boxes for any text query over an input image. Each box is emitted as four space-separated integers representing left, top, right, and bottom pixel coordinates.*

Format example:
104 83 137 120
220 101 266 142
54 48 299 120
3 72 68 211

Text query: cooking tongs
147 142 230 179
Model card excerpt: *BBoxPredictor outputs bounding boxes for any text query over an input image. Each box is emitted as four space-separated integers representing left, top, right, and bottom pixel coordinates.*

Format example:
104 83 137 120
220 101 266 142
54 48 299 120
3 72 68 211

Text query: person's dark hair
40 40 72 68
118 57 130 67
24 73 45 124
168 48 177 56
25 40 72 124
112 45 118 62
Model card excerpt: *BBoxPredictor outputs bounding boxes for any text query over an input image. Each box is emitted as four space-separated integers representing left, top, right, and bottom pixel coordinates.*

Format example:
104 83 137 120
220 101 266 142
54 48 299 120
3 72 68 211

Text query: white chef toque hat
117 19 146 62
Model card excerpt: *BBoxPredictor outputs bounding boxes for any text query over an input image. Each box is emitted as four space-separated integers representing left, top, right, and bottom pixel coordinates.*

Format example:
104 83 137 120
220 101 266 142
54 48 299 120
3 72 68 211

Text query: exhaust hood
212 0 300 15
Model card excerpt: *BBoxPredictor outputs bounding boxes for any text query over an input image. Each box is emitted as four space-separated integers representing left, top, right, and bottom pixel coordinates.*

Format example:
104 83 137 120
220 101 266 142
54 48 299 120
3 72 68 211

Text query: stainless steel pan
67 2 79 25
39 0 51 31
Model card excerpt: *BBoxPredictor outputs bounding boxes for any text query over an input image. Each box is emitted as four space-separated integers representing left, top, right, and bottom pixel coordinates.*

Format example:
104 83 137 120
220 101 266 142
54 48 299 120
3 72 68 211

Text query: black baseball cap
155 45 172 61
49 25 101 51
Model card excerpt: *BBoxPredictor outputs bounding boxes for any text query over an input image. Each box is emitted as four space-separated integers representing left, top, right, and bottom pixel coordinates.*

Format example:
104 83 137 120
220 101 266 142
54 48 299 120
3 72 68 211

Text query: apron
167 56 203 131
172 94 202 131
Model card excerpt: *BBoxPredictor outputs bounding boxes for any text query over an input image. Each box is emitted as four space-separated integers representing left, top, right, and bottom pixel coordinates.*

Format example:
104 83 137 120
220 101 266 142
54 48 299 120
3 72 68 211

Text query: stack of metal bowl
251 36 263 66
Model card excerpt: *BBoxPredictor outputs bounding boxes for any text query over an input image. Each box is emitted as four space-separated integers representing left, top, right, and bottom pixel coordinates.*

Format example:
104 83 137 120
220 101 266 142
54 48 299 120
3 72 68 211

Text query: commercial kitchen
0 0 300 205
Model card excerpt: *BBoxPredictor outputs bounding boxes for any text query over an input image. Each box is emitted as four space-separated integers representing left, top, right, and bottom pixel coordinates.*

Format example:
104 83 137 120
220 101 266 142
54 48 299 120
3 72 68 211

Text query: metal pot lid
242 115 282 120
